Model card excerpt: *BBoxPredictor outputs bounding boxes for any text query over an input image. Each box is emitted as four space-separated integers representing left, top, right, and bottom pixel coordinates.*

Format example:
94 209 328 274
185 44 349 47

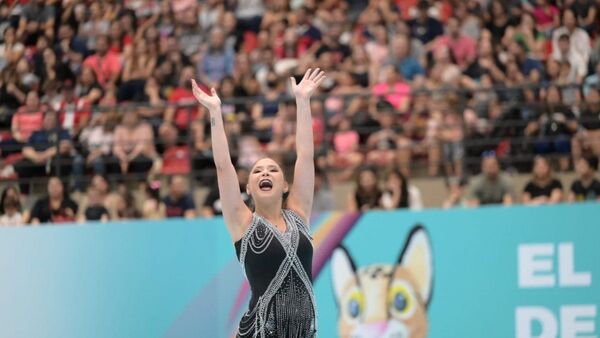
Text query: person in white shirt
553 33 587 83
552 9 591 67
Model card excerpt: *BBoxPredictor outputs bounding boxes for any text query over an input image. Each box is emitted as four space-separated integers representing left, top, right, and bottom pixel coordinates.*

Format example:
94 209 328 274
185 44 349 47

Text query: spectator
158 121 191 175
529 0 560 33
467 154 516 206
525 85 578 171
11 91 44 140
439 111 464 178
464 38 506 83
202 167 251 217
77 111 119 177
113 109 157 175
0 186 23 226
34 47 74 90
142 180 166 219
75 66 104 105
251 72 284 143
53 80 91 138
569 0 597 33
431 16 477 69
484 1 511 45
572 88 600 164
364 25 389 67
14 111 75 193
583 61 600 97
82 186 110 222
442 176 468 209
162 175 196 219
397 92 440 177
0 26 25 73
372 66 411 113
77 174 117 219
366 110 398 168
522 156 563 205
55 24 87 62
27 176 78 225
552 9 591 67
82 35 122 88
379 170 423 210
349 167 382 211
163 66 204 131
552 34 587 83
197 28 235 88
568 156 600 202
119 39 157 102
408 0 444 44
328 116 363 181
2 91 45 157
502 12 545 61
78 2 110 51
386 34 425 83
112 189 141 220
17 0 56 45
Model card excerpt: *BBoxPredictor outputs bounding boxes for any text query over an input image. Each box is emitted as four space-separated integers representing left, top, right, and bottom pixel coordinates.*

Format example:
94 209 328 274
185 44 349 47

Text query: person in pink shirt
431 16 477 69
328 117 363 181
83 35 122 88
113 109 157 175
530 0 559 33
372 66 411 113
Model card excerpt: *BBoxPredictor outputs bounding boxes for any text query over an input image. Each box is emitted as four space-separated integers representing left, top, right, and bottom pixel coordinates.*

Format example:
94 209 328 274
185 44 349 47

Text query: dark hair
558 33 570 42
144 181 159 200
354 167 381 209
0 186 21 214
388 170 409 208
580 156 599 171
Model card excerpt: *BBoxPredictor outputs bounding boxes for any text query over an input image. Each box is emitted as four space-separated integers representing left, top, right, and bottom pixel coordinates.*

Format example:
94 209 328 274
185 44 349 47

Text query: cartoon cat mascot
332 226 433 338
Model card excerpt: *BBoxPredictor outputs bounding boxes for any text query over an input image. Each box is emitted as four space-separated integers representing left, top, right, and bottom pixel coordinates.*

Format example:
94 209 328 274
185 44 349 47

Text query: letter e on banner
519 244 555 288
561 305 597 338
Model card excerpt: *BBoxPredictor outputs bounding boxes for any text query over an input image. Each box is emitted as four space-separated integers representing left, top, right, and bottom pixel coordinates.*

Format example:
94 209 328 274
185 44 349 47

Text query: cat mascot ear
332 246 358 305
397 225 433 307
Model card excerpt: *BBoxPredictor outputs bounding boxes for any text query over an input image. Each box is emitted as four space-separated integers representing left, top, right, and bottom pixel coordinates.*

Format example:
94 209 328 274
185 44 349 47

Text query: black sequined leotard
234 209 317 338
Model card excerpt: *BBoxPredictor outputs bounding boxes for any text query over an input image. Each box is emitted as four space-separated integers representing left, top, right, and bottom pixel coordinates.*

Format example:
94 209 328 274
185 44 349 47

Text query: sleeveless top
234 209 317 338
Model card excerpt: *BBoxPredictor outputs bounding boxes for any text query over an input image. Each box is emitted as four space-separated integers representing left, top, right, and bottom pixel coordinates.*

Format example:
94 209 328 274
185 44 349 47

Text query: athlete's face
247 158 288 202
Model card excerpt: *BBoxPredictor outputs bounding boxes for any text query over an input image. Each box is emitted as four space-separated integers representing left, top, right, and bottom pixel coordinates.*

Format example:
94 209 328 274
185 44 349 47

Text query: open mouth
259 179 273 191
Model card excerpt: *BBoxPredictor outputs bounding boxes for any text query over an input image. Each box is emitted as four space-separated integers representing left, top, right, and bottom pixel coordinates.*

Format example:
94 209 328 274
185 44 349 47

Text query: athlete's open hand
290 68 326 100
191 79 221 111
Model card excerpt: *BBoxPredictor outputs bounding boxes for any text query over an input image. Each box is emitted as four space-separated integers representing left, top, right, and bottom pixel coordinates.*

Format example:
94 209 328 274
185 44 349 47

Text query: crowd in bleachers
0 0 599 225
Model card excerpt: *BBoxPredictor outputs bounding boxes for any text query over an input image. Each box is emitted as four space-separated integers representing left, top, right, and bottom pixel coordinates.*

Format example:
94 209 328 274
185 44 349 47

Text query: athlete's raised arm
191 80 251 241
286 69 326 222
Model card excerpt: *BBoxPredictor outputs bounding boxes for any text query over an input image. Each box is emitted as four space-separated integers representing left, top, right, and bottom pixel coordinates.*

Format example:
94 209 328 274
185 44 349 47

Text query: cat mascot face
331 226 433 338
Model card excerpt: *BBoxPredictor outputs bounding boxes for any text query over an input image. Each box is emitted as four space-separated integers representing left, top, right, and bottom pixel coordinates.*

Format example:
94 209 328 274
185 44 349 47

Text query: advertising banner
0 203 598 338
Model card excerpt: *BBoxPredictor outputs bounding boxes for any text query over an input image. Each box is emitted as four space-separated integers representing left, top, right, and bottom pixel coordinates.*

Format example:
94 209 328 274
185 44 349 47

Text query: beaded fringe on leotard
236 210 317 338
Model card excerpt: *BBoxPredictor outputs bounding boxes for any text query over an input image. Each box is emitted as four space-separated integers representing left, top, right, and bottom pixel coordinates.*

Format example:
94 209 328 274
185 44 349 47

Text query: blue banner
1 203 598 338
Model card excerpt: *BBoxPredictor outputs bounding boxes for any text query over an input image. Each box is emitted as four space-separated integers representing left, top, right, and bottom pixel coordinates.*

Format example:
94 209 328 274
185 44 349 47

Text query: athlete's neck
255 203 284 225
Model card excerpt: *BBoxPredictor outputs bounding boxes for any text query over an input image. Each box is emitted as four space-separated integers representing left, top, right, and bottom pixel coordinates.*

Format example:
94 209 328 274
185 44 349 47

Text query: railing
0 83 598 191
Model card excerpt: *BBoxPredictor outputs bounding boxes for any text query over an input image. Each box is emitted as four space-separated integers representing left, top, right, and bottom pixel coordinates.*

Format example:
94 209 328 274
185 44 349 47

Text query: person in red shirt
82 35 122 88
53 80 91 139
1 91 45 157
163 66 206 131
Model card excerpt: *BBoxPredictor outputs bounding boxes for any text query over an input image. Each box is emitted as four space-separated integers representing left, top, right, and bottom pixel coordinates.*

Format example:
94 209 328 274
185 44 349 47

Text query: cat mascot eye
387 281 416 319
347 289 364 319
